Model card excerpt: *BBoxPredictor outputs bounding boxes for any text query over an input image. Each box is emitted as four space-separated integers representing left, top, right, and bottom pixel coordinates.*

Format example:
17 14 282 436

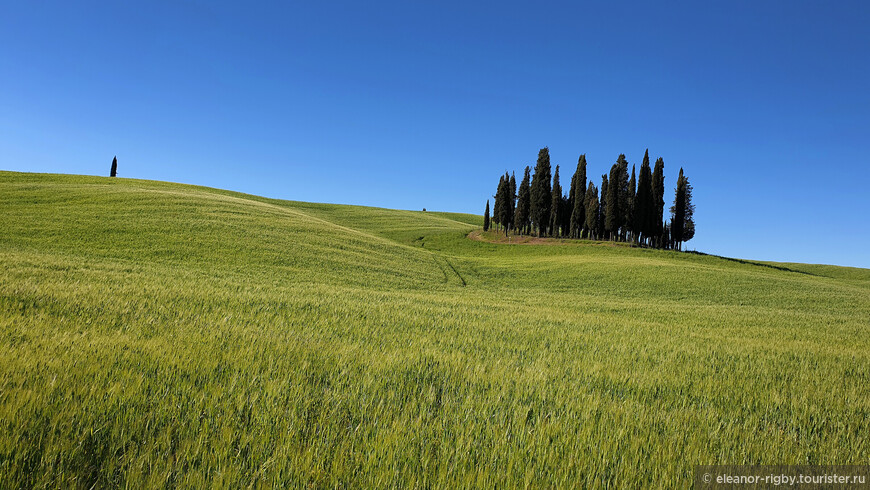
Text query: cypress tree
505 172 514 234
670 167 687 250
509 172 517 232
529 148 552 237
110 156 117 177
627 164 636 242
659 223 671 250
634 151 654 245
498 172 513 236
605 163 620 240
616 155 629 241
561 193 571 236
652 157 665 246
681 171 695 245
494 175 504 231
483 200 490 231
599 174 608 240
514 166 531 235
549 165 562 237
569 154 587 238
584 182 598 240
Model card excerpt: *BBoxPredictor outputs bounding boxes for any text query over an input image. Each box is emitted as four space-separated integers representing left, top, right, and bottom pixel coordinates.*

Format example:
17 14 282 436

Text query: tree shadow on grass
686 251 820 277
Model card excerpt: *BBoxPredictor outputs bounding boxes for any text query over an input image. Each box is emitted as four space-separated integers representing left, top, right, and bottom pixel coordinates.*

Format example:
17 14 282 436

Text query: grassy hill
1 171 868 487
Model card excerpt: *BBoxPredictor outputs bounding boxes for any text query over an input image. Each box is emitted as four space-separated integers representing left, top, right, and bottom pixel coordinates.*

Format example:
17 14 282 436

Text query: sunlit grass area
1 171 868 487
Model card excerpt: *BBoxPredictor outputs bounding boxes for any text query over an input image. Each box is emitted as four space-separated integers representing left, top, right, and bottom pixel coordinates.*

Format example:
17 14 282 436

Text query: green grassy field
1 171 868 487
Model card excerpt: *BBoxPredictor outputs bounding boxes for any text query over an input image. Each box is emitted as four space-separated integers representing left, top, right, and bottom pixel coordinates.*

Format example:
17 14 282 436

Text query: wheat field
1 171 868 487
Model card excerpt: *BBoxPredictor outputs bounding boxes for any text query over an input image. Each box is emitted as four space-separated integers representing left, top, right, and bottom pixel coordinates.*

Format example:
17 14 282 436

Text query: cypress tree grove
530 148 552 237
549 165 563 237
584 182 598 240
482 148 694 249
483 200 490 231
652 157 665 246
515 166 531 235
110 156 118 177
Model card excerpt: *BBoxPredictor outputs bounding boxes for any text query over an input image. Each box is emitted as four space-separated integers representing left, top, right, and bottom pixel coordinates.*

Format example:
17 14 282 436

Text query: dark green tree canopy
652 157 665 238
483 148 694 249
483 200 490 232
493 175 505 229
569 155 587 238
584 182 598 239
634 150 654 242
549 165 562 237
514 166 532 235
529 147 552 236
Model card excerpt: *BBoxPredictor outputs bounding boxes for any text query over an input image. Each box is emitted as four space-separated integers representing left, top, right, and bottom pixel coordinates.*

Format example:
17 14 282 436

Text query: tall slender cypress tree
549 165 563 237
605 163 620 240
569 154 587 238
514 166 531 235
652 157 665 246
599 174 608 240
483 200 490 231
616 155 629 241
498 172 513 236
494 175 504 231
627 164 636 242
584 182 598 240
529 148 552 237
110 156 118 177
509 171 517 222
505 172 515 234
634 151 654 245
670 167 687 250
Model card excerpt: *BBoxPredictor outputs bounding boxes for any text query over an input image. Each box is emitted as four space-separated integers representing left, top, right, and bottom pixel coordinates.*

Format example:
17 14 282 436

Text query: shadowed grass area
1 171 868 487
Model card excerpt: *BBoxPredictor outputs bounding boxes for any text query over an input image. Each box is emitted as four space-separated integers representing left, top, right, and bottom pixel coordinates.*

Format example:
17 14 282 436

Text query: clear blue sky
2 1 868 268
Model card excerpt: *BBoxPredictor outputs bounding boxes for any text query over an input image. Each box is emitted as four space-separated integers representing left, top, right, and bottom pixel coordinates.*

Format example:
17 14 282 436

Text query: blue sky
2 1 868 268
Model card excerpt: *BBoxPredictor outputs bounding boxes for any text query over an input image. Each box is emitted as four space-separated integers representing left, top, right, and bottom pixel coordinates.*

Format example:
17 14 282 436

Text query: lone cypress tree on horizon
110 156 117 177
514 166 531 235
529 148 552 236
483 200 490 232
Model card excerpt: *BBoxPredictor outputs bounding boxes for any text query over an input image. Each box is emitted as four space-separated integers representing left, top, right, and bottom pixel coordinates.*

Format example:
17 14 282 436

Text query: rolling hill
1 171 868 487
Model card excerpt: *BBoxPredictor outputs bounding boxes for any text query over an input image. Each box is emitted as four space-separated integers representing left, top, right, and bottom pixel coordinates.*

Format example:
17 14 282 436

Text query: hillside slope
1 172 868 487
